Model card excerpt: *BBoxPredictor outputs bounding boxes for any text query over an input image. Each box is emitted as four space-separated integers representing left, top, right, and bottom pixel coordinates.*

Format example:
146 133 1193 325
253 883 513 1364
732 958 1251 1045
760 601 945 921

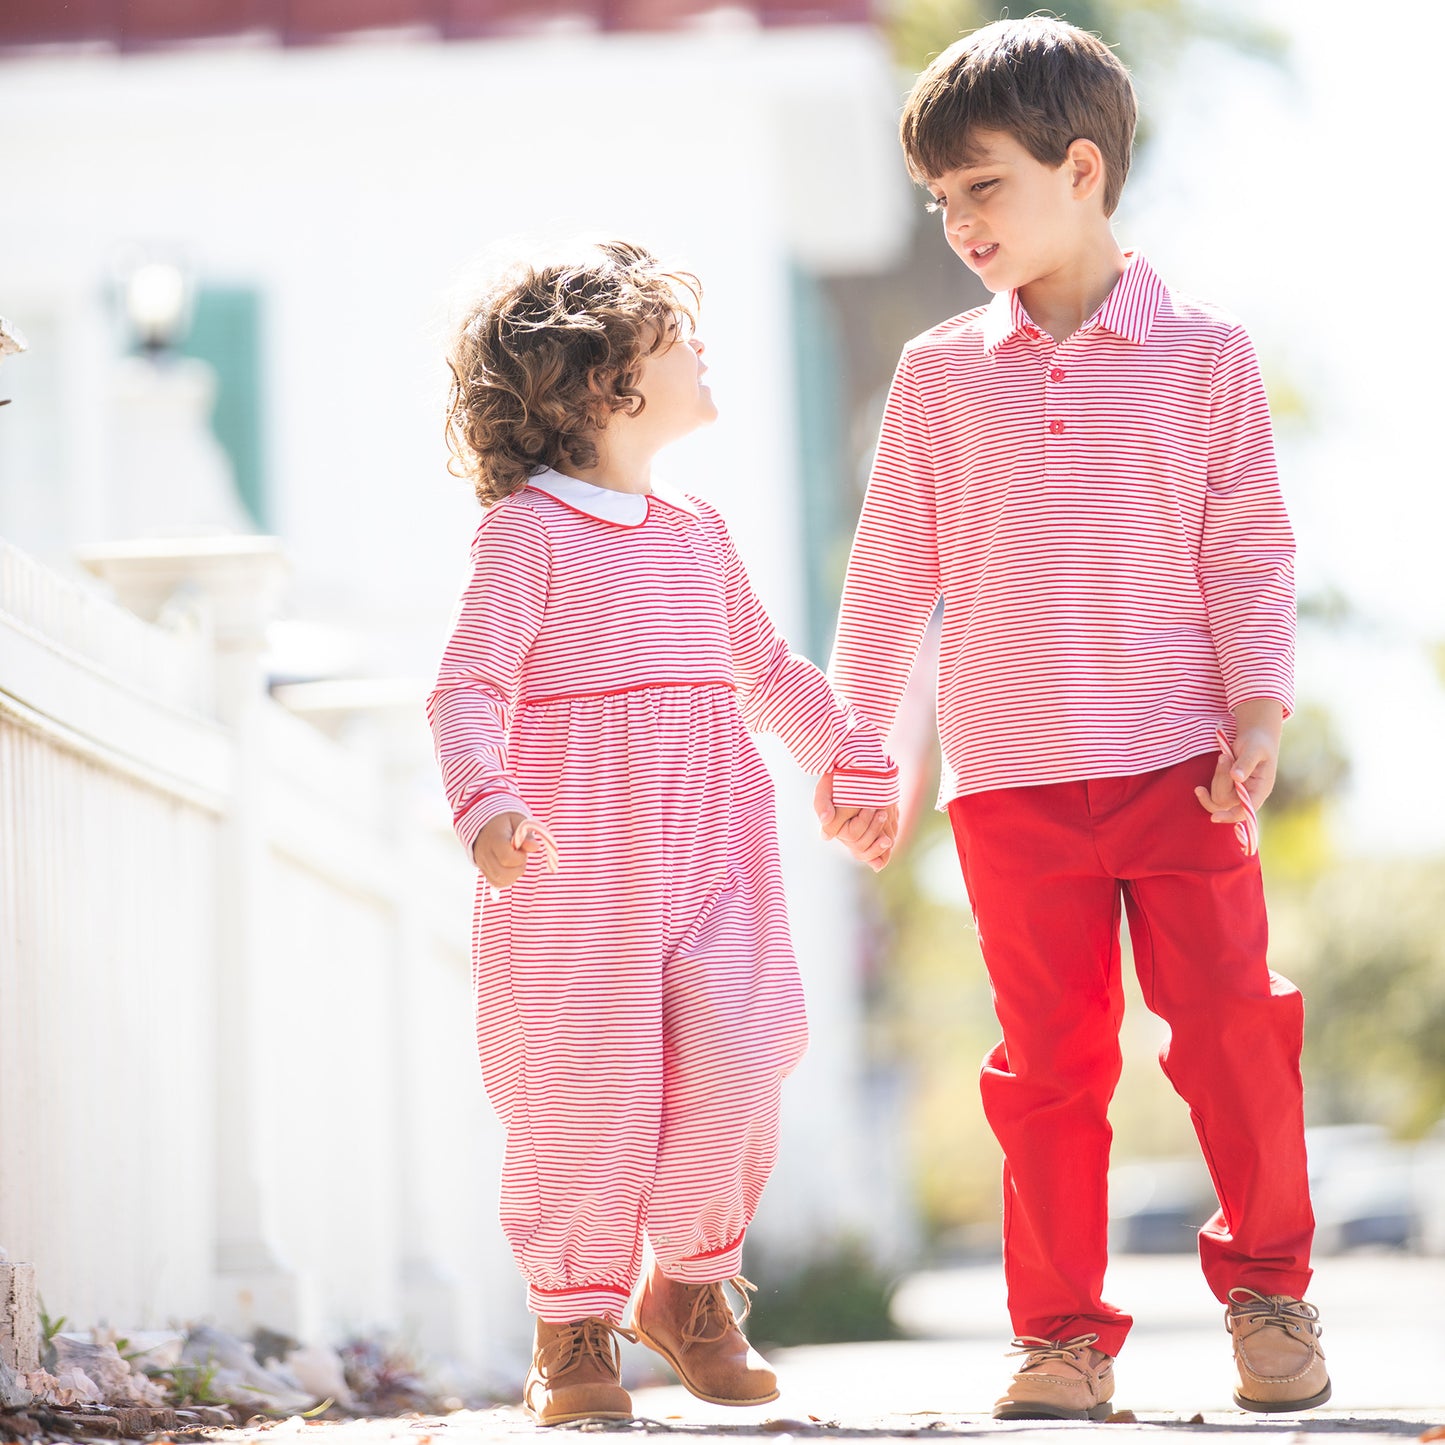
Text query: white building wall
0 20 916 1355
0 26 910 660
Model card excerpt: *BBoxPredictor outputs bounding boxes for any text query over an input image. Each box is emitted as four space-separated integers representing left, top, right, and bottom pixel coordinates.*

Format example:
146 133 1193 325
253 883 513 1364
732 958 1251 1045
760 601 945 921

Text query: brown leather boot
993 1334 1115 1421
1227 1289 1331 1412
523 1317 635 1425
632 1270 779 1406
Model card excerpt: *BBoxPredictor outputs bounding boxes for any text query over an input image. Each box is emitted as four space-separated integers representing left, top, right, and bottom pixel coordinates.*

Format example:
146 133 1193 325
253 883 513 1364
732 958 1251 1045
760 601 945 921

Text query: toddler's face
633 328 717 440
924 128 1094 294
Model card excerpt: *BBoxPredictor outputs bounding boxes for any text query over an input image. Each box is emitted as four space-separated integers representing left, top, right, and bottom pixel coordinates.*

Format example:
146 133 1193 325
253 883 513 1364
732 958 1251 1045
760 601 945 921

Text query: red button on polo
1050 368 1066 382
1048 419 1066 435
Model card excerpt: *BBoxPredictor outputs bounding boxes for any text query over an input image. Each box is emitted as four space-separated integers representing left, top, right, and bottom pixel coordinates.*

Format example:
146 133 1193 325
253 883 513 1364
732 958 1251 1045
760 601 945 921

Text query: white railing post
269 680 465 1358
77 538 314 1337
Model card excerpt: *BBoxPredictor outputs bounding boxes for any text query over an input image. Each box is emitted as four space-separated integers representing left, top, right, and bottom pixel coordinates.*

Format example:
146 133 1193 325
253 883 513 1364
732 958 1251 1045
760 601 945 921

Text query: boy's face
924 129 1096 294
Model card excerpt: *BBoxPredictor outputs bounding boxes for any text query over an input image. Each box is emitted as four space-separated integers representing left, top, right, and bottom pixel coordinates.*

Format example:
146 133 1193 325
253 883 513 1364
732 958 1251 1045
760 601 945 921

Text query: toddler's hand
472 812 560 890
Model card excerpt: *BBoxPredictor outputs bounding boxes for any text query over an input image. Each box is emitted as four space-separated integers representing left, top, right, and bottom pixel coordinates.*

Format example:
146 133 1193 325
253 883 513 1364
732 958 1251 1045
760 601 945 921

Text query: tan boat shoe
993 1333 1116 1421
632 1270 779 1406
1227 1288 1331 1413
523 1316 635 1426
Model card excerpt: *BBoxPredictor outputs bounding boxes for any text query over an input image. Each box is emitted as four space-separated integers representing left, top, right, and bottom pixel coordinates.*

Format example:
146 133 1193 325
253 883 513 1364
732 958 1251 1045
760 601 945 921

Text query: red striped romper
428 468 897 1324
829 253 1312 1357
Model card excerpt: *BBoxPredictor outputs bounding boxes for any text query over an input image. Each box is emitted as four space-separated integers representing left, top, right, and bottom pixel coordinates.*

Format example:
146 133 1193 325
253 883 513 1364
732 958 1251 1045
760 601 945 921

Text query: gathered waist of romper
518 679 737 708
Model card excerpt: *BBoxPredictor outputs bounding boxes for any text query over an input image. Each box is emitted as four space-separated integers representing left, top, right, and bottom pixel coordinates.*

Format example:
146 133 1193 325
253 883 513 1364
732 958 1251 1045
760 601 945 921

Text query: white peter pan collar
525 467 701 527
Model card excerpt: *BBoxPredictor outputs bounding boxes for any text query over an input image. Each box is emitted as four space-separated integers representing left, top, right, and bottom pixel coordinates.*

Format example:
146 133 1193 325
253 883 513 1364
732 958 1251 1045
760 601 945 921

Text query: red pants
947 751 1313 1358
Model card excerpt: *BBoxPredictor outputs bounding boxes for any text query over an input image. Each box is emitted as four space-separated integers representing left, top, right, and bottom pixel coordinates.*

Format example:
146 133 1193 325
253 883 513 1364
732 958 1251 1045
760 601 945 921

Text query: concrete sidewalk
626 1252 1444 1430
213 1254 1445 1445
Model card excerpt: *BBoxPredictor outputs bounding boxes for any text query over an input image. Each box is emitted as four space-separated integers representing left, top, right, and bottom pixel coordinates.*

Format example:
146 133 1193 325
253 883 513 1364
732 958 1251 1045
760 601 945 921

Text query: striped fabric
426 470 896 1321
830 252 1296 805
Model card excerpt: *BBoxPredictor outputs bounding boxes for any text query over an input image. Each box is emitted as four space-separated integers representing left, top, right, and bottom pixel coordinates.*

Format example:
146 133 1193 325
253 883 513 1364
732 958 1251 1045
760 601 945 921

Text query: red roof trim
0 0 872 52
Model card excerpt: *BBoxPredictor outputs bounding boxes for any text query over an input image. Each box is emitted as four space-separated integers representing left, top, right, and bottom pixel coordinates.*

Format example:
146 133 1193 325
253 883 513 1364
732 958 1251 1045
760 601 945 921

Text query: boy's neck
1016 233 1128 345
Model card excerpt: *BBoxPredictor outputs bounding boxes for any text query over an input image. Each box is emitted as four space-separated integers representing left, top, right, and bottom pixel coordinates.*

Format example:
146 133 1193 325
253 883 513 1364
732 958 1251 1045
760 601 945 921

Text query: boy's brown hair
445 240 700 506
900 17 1136 216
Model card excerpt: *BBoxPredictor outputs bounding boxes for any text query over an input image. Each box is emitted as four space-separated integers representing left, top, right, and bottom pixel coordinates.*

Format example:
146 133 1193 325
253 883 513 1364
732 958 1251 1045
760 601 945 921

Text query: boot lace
1226 1288 1322 1336
1008 1333 1102 1371
681 1275 757 1349
538 1317 637 1381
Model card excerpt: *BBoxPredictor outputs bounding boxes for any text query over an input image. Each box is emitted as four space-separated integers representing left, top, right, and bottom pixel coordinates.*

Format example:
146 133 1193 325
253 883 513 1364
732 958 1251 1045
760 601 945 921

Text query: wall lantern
123 261 193 356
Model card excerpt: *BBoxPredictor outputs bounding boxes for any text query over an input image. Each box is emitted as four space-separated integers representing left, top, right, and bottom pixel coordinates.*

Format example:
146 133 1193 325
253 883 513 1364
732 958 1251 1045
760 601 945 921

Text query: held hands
472 812 561 890
813 773 898 872
1194 698 1284 831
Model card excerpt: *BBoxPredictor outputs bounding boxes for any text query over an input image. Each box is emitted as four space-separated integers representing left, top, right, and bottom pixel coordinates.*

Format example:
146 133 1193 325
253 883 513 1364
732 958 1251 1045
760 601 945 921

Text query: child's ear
1066 138 1107 205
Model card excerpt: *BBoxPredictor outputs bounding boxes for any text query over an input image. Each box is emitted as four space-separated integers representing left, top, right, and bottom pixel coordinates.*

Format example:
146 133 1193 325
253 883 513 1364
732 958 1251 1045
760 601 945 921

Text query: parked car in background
1109 1120 1445 1257
1414 1120 1445 1255
1307 1124 1418 1254
1108 1157 1219 1254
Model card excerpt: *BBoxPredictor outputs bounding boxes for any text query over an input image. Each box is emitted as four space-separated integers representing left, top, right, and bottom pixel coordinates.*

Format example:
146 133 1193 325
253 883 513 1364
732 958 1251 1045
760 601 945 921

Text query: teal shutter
182 286 267 528
789 265 848 665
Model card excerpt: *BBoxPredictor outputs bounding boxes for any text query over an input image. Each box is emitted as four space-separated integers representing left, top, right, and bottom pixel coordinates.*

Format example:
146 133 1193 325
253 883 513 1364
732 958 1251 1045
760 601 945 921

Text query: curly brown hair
445 240 701 506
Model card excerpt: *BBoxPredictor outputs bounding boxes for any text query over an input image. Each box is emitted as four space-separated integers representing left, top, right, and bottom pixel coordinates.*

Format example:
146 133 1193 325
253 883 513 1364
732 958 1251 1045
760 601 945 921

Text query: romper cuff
455 788 531 861
830 764 900 810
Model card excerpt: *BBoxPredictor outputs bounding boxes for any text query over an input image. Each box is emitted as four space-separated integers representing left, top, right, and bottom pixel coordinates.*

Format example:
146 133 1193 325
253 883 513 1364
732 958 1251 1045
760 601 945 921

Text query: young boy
818 18 1328 1421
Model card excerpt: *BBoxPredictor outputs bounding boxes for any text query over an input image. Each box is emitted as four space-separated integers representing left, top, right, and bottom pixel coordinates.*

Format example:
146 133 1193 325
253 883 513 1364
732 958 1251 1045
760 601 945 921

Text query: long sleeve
426 503 551 857
828 352 943 743
712 511 898 808
1198 327 1296 715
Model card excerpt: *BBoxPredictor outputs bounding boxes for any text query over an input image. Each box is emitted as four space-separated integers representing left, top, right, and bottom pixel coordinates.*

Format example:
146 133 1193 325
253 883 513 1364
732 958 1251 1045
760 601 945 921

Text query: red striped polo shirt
829 252 1296 803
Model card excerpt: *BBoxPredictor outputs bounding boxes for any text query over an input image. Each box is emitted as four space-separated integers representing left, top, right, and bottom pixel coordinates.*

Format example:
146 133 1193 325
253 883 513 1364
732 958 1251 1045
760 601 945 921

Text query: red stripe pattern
427 477 896 1320
830 252 1296 803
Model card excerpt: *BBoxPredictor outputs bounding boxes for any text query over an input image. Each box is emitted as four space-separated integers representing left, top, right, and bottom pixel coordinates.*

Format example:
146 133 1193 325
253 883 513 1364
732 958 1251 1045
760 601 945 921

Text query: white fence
0 530 907 1383
0 534 520 1376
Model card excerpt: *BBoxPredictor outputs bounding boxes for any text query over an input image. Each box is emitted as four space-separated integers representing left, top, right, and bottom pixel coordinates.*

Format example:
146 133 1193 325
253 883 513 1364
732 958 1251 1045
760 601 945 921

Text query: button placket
1045 344 1069 450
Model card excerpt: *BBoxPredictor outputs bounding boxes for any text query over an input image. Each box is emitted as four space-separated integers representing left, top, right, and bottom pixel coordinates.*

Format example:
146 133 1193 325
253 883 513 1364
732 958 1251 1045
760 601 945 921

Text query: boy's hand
1194 699 1283 825
814 774 898 871
472 811 547 889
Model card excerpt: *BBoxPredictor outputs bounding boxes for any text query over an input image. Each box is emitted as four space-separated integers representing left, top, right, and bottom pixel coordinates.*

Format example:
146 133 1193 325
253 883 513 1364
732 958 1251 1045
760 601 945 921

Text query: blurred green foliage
866 799 1004 1239
884 0 1285 76
882 0 1286 180
1276 860 1445 1138
745 1243 902 1348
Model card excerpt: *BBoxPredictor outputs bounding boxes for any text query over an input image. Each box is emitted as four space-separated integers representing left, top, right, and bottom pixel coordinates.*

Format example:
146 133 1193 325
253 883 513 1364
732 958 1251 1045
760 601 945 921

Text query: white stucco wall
0 23 918 1339
0 25 910 666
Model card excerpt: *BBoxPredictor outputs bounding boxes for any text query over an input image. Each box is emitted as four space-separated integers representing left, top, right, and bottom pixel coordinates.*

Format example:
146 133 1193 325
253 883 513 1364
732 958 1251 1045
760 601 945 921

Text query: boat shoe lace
536 1317 637 1382
1226 1289 1323 1338
1009 1333 1104 1373
682 1276 758 1349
